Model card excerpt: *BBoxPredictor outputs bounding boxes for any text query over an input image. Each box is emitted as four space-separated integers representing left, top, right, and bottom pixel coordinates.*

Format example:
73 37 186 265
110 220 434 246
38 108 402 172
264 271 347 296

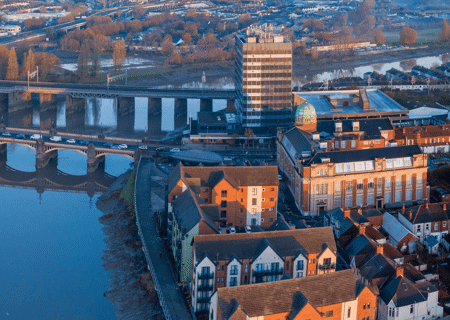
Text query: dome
295 103 317 126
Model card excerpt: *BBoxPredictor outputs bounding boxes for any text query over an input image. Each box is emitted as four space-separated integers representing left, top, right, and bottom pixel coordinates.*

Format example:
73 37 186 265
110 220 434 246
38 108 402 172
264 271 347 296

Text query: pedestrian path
134 157 193 320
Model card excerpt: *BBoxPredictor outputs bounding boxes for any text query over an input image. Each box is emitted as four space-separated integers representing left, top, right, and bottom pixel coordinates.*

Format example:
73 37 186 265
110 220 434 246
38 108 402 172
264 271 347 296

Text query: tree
58 14 75 24
170 51 182 65
161 35 175 56
6 47 18 80
90 42 101 77
77 41 90 78
440 20 450 41
185 9 197 19
399 27 417 45
22 48 36 78
371 28 386 45
113 39 126 70
182 33 191 45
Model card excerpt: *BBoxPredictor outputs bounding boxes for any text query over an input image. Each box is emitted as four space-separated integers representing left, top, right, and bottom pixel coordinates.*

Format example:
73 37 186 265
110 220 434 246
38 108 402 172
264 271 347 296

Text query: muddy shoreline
96 171 163 320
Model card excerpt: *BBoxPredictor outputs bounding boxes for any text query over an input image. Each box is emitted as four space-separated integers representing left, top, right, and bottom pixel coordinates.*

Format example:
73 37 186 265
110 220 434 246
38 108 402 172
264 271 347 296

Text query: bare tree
113 39 126 70
6 47 18 80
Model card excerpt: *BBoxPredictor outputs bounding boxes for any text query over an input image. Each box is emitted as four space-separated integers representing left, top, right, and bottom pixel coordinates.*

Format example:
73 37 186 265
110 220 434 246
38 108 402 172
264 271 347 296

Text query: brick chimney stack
396 265 404 277
402 204 405 215
425 200 429 209
376 244 383 255
344 209 351 219
443 202 447 211
359 224 366 235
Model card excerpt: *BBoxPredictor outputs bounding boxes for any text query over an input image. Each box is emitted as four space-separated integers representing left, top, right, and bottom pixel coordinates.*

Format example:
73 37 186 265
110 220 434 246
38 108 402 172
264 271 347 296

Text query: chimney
376 244 384 255
396 265 404 277
444 203 447 211
402 204 405 215
357 208 362 215
425 200 429 209
359 224 366 235
344 209 351 219
335 121 342 133
409 211 412 220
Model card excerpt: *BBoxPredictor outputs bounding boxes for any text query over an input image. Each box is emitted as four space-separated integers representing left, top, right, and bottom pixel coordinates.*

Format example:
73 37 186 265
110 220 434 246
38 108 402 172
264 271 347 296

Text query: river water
0 144 133 320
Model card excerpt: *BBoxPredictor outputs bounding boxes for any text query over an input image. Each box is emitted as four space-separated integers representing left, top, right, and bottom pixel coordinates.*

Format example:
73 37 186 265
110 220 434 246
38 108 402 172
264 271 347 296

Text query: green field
384 28 442 44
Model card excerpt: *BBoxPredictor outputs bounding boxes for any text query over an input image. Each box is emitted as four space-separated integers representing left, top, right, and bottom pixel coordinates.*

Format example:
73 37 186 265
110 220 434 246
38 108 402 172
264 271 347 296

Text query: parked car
103 142 113 148
170 148 180 153
66 139 76 144
1 132 11 137
50 136 62 142
156 147 165 151
15 134 24 139
278 174 282 181
79 140 90 146
245 226 252 233
138 145 148 150
30 134 42 140
229 227 236 234
118 144 127 149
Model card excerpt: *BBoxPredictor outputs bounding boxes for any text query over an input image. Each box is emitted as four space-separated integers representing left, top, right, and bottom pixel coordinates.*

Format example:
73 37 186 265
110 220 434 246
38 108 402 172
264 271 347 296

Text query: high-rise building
235 26 293 128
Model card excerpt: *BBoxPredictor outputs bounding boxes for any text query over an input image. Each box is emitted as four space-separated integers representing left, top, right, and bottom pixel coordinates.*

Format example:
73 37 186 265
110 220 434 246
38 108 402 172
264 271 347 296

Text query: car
30 134 42 140
118 144 127 149
156 147 165 152
245 226 252 233
170 148 180 153
79 140 90 146
103 142 113 148
110 145 121 149
50 136 62 142
66 139 76 144
138 145 148 150
278 174 282 181
15 134 24 139
1 132 11 137
229 227 236 234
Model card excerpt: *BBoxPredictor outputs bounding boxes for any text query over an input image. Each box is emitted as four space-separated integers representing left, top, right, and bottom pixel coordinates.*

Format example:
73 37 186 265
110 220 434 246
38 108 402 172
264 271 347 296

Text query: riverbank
96 170 164 320
125 45 450 88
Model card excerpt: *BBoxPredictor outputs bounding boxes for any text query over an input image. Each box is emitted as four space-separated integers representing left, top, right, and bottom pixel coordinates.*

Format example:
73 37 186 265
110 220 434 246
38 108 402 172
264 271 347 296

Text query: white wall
341 299 358 320
246 186 262 226
192 256 216 312
293 253 307 278
251 246 284 283
227 258 241 287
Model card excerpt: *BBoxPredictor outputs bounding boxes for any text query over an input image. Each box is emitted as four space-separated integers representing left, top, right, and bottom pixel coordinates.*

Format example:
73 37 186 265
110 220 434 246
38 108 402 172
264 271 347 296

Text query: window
410 305 414 314
256 263 263 272
334 197 341 208
286 261 289 270
261 208 265 212
297 260 304 270
426 224 430 230
368 179 374 189
385 177 391 188
230 265 238 275
202 267 210 275
245 264 248 273
203 188 208 192
220 211 227 218
222 265 224 271
221 190 227 197
335 141 339 149
386 159 393 168
316 184 328 195
262 188 265 192
341 141 346 148
385 192 391 204
326 311 333 317
252 188 257 195
271 262 279 272
368 303 370 309
251 208 256 215
346 181 353 191
444 222 447 228
270 188 274 191
229 277 237 286
351 140 356 148
323 258 331 265
357 194 363 207
269 208 274 212
406 175 413 185
367 193 374 206
396 176 402 187
269 218 273 222
252 198 257 205
417 225 421 232
344 162 354 172
297 271 303 277
217 277 220 283
395 189 402 202
348 307 351 318
241 198 243 202
363 303 366 310
406 189 412 201
417 175 423 185
357 180 364 190
335 183 341 192
416 187 423 200
221 201 227 208
346 195 352 207
221 277 224 282
217 265 220 271
261 198 265 202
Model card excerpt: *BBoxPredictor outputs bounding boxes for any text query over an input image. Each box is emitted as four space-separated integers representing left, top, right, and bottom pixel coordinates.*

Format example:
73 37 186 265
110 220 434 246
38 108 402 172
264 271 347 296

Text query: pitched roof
217 270 374 319
193 227 336 263
399 202 450 224
380 276 432 307
281 127 313 162
168 165 279 191
382 212 415 243
426 236 439 248
316 118 393 139
306 145 422 166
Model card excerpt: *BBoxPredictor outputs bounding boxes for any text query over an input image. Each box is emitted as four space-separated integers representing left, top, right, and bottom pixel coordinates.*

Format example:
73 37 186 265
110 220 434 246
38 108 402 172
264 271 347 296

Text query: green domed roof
295 103 316 125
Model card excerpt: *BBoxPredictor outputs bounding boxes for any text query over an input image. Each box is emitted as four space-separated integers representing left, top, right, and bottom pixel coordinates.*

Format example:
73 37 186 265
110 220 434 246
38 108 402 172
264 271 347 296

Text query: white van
30 134 42 140
50 136 62 142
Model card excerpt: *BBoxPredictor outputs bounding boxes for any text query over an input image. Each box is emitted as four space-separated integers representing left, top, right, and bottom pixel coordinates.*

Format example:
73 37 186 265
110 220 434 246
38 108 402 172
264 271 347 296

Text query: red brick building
394 124 450 153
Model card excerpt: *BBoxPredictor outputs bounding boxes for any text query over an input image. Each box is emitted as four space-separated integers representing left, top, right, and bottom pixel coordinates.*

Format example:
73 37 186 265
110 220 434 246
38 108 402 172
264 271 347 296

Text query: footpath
134 157 193 320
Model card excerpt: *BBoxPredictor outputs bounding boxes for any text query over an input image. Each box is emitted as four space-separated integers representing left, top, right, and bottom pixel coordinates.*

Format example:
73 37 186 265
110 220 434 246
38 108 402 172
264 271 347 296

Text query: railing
196 297 211 304
197 284 214 291
318 263 335 270
252 268 284 276
197 272 215 279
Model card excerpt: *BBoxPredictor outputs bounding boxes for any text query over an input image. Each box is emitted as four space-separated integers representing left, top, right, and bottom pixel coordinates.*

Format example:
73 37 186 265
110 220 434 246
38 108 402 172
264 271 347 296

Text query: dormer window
221 190 227 197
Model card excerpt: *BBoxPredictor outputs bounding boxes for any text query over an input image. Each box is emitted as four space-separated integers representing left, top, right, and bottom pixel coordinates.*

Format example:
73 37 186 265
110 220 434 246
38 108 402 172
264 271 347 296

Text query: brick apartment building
277 105 428 215
191 227 337 314
209 269 378 320
394 123 450 153
168 163 279 228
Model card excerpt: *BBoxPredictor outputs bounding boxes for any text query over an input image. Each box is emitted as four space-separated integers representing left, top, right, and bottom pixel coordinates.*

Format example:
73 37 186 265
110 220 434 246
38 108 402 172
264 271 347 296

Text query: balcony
197 297 211 304
318 263 335 270
198 272 215 279
252 268 283 276
197 284 214 291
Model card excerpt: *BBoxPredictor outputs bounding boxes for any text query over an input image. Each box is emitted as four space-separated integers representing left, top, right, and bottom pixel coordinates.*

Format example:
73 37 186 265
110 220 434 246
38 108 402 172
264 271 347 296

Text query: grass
120 167 137 211
384 28 442 45
80 67 171 85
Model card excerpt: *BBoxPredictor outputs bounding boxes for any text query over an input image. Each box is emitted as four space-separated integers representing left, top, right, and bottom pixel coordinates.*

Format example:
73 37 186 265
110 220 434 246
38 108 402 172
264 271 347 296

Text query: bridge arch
94 152 134 161
43 147 87 157
0 141 37 152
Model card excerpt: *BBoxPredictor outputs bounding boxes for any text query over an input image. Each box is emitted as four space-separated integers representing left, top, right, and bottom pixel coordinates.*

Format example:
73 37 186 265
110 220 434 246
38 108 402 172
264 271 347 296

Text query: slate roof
399 203 450 224
168 163 279 192
172 188 219 234
265 213 291 231
217 269 374 319
193 227 336 264
426 236 439 248
380 276 432 307
306 145 422 166
316 118 393 139
281 127 313 162
382 212 415 244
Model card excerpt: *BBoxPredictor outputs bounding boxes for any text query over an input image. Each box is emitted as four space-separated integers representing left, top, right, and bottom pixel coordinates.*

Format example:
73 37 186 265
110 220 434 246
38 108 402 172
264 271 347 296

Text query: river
0 144 133 320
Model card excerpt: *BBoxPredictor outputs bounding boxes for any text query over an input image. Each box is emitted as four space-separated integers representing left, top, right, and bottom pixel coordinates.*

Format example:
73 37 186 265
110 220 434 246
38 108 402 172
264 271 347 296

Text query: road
0 7 127 45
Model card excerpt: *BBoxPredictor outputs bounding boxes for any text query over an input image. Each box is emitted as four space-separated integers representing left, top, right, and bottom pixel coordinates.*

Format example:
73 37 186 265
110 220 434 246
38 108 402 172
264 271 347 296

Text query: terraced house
209 269 378 320
191 227 337 315
168 163 279 228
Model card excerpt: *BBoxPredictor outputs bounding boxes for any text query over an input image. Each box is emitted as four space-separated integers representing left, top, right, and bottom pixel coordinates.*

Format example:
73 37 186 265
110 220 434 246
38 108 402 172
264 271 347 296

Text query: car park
1 132 11 137
66 139 76 144
170 148 180 152
50 136 62 142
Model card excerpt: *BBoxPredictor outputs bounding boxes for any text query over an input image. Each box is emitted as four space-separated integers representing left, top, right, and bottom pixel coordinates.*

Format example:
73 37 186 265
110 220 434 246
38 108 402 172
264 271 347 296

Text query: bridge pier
39 93 57 112
87 144 105 173
65 95 85 114
174 98 187 128
118 97 135 116
36 140 58 170
8 91 32 112
200 98 213 112
148 98 162 116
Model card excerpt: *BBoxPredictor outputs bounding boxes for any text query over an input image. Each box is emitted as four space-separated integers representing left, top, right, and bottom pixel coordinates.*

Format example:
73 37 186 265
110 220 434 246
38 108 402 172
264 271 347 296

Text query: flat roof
169 149 223 164
294 89 408 119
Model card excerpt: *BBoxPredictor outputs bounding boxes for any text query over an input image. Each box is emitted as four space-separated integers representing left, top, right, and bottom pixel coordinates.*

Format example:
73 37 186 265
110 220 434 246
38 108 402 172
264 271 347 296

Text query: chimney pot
376 244 384 255
396 265 404 277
